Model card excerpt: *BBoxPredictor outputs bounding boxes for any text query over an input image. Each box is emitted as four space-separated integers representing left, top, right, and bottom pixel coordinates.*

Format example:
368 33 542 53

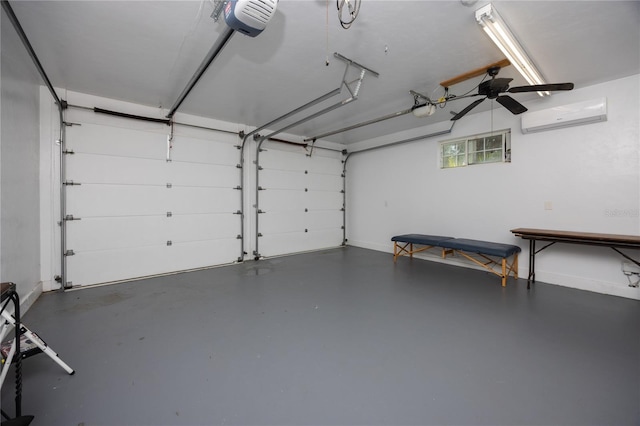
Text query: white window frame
439 129 511 169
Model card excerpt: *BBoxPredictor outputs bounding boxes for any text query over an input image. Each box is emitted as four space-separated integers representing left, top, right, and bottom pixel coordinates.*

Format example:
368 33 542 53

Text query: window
440 129 511 168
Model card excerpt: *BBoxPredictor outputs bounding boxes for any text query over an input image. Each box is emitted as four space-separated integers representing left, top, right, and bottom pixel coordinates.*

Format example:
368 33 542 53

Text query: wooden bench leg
501 258 507 287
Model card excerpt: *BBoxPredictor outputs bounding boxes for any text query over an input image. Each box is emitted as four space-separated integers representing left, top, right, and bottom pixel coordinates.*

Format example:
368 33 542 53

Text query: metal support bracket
63 181 81 186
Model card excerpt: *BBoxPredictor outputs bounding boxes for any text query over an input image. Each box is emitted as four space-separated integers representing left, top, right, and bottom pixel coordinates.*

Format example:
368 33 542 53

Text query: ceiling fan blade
496 95 528 114
450 98 485 121
508 83 574 93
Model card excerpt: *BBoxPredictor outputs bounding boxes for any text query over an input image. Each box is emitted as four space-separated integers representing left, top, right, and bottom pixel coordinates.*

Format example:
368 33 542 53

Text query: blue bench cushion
439 238 521 258
391 234 454 246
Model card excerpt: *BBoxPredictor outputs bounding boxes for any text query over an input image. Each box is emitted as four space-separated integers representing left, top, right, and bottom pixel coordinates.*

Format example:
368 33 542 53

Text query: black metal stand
1 282 34 425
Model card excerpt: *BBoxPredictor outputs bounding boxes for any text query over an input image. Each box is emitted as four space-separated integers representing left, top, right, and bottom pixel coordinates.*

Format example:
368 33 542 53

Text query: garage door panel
66 214 240 253
169 187 239 214
260 211 306 234
307 174 342 191
261 150 308 172
307 191 343 210
260 169 306 190
68 185 168 217
171 135 238 164
66 123 166 159
67 154 166 185
260 190 306 212
307 155 343 175
308 228 343 248
65 119 241 287
168 214 239 241
168 162 238 188
259 229 342 257
259 232 311 257
67 245 173 286
257 148 344 257
66 216 167 252
68 187 240 218
169 239 239 271
307 210 342 230
67 238 238 286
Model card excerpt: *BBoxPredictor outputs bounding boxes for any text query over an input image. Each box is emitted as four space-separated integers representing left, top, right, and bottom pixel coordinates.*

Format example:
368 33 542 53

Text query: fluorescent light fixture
475 3 548 96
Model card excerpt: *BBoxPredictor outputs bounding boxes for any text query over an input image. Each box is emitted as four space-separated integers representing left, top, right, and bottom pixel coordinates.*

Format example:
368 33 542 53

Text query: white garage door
257 144 344 257
64 114 241 286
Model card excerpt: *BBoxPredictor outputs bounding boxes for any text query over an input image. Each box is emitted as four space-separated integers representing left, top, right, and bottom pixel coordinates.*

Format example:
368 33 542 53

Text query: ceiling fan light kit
475 3 548 95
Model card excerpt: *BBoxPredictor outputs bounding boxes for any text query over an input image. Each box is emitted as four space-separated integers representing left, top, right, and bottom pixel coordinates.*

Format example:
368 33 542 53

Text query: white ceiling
9 0 640 145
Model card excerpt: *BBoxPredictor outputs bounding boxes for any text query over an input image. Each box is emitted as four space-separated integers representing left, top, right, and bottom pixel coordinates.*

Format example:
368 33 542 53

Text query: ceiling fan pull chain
491 100 494 134
325 0 330 65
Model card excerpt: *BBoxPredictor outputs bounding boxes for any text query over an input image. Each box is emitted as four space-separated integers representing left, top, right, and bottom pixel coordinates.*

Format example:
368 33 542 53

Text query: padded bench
392 234 521 287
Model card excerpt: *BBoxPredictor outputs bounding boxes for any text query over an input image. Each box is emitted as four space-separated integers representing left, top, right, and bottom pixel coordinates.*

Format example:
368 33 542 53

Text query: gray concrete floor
2 247 639 426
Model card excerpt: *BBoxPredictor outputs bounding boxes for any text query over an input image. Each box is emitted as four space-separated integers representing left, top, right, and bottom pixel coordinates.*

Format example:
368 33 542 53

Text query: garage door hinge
257 233 263 238
258 186 266 191
63 149 75 155
166 183 172 188
64 215 81 221
64 249 75 256
166 212 172 217
236 164 242 169
234 186 242 190
64 122 81 127
166 241 173 246
233 210 242 215
236 235 242 239
63 180 81 186
257 209 265 214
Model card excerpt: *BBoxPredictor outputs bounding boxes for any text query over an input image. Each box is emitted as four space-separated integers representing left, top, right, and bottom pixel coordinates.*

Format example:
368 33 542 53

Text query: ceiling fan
450 66 575 121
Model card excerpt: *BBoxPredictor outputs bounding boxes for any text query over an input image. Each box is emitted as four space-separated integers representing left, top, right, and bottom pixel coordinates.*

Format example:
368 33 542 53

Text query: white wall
1 8 43 308
346 74 640 299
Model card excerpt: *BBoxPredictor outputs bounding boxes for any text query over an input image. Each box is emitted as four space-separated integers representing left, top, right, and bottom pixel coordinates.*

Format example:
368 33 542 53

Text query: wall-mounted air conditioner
521 98 607 134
